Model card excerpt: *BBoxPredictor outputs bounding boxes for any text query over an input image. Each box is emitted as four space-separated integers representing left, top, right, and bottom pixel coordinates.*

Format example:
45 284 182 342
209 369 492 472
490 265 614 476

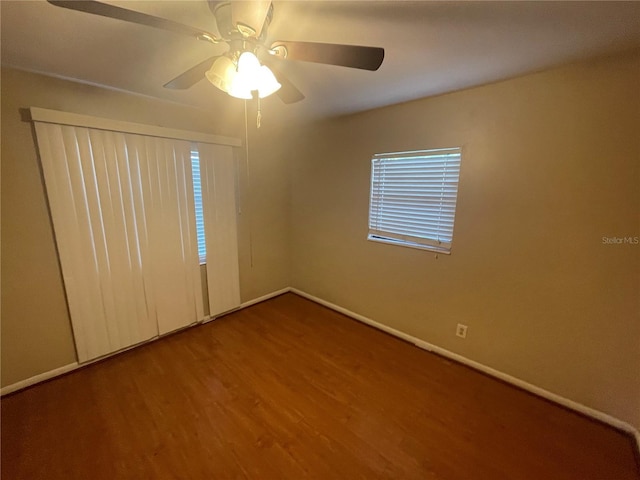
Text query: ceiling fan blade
231 1 272 38
275 76 306 105
47 1 217 40
261 57 305 104
270 41 384 71
164 56 219 90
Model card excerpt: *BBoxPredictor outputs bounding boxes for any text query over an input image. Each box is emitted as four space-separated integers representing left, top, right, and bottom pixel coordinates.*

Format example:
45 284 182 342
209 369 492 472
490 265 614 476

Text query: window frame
367 147 462 255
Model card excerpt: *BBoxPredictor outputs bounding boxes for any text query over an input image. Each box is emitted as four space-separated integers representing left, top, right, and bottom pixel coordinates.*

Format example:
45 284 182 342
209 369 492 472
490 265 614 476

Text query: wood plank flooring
2 293 639 479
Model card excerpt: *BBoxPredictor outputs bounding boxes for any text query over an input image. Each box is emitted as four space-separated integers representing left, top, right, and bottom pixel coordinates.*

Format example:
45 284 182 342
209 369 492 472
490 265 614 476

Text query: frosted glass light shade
228 78 254 99
205 56 237 93
228 52 260 99
256 65 281 98
228 73 254 99
238 51 261 77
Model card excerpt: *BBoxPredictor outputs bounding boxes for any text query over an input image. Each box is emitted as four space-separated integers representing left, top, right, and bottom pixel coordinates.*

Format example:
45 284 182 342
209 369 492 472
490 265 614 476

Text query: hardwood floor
2 293 638 479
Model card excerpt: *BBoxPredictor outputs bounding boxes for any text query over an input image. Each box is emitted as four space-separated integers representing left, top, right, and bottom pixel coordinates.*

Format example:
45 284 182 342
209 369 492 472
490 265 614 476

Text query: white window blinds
190 147 207 264
368 148 461 254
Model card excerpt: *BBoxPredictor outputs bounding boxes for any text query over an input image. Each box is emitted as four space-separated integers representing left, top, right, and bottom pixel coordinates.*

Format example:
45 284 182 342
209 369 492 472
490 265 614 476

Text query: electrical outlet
456 324 468 339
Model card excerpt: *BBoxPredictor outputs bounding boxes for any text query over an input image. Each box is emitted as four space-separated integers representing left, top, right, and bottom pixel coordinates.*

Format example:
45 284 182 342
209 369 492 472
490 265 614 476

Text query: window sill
367 235 451 255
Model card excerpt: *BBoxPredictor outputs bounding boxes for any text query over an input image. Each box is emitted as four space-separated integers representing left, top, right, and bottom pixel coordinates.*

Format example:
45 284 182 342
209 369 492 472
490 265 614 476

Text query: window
191 146 206 264
368 148 461 254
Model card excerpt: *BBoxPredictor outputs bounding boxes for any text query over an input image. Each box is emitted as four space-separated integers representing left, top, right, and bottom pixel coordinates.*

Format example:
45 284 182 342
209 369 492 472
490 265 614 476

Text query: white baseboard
240 287 291 309
290 288 640 450
0 288 292 396
0 362 79 396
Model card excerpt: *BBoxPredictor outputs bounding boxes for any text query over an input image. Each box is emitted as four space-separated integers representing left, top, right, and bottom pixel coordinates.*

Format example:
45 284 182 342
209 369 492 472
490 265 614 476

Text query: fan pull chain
256 96 262 129
244 99 254 268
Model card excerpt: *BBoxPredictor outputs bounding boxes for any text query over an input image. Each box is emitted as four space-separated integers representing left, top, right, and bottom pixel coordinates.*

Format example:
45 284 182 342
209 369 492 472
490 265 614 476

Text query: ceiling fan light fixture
205 55 237 93
228 51 280 99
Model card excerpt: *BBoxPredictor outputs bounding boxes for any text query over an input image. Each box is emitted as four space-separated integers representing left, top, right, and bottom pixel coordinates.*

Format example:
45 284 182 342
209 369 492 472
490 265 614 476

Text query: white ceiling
2 1 640 123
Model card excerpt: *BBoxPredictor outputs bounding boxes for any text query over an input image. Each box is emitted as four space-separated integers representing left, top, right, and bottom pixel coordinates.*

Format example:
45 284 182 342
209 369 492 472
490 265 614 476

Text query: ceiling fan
46 1 385 104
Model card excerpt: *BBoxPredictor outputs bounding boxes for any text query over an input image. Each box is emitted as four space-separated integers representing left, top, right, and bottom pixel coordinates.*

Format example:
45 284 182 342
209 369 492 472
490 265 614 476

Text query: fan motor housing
208 1 272 40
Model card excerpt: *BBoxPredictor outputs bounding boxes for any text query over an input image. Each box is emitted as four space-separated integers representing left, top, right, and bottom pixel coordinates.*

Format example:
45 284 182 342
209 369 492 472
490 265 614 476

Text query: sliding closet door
199 143 241 316
35 124 158 361
139 136 204 334
35 124 205 361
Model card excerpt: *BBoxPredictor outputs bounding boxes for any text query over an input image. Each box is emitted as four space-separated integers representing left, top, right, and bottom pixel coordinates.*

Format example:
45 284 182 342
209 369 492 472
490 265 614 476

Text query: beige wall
290 51 640 429
1 67 290 386
236 119 292 302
